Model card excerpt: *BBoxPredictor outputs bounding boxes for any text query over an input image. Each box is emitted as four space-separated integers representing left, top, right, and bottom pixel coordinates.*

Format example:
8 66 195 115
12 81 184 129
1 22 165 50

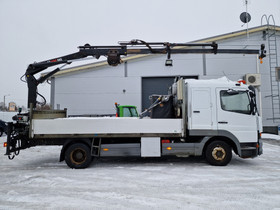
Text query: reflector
162 139 170 143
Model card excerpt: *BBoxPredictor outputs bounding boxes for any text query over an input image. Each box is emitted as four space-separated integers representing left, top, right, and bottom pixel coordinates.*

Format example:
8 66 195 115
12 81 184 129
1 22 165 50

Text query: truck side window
123 108 132 117
129 108 138 117
122 107 138 117
220 90 251 114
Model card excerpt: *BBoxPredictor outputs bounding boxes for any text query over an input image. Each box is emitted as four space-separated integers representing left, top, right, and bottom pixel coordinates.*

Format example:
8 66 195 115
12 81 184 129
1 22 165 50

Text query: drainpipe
256 55 262 117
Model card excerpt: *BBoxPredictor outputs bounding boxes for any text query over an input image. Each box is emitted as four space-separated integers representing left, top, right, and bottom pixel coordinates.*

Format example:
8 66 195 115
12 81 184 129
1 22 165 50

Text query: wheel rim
70 148 87 165
212 146 226 161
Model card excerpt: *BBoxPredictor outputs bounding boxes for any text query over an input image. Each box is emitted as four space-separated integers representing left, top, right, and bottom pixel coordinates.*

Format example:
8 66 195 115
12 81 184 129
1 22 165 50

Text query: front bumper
240 139 263 158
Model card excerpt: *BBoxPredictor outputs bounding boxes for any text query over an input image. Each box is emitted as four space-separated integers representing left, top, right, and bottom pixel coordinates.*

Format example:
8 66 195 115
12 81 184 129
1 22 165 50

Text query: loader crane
4 39 266 168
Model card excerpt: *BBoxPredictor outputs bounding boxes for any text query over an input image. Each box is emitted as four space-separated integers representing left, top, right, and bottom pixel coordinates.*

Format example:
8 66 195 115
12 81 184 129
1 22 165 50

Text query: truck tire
205 141 232 166
0 128 3 137
65 143 92 169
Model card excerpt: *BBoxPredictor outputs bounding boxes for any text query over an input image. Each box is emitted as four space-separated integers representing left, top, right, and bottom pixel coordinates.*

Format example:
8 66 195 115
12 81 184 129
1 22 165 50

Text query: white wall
53 54 204 115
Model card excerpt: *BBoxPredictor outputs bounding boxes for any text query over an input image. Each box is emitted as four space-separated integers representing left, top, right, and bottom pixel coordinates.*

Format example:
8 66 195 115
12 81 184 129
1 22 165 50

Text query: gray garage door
141 76 197 112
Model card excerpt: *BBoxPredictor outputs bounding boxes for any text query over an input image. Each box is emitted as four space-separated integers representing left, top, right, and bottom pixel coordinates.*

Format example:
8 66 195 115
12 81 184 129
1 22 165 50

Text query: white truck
4 40 265 168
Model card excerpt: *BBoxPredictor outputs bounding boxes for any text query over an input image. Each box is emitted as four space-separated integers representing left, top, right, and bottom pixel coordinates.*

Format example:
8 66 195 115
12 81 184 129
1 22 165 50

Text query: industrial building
49 25 280 132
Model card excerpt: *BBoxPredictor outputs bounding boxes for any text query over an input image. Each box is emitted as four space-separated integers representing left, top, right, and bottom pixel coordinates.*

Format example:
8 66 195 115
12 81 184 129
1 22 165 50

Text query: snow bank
262 133 280 141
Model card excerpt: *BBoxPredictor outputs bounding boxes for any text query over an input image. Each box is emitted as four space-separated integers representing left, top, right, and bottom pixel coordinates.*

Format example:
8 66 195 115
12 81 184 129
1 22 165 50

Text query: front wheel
65 143 92 169
205 141 232 166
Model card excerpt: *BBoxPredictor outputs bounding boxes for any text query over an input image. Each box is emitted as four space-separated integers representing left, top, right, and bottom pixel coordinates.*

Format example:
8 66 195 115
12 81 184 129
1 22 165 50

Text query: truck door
216 88 257 143
189 88 213 130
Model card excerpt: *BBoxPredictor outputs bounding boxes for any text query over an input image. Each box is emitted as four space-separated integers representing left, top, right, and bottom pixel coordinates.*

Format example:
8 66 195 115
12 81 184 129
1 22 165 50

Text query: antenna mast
244 0 250 38
245 0 249 38
240 0 251 38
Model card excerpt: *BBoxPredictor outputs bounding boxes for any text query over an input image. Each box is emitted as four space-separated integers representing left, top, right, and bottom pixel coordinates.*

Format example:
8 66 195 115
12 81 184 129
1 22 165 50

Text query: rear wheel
205 141 232 166
65 143 92 169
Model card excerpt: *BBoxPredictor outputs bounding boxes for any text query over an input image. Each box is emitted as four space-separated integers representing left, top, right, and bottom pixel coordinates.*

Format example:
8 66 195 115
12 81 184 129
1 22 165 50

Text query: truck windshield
123 107 138 117
220 90 251 114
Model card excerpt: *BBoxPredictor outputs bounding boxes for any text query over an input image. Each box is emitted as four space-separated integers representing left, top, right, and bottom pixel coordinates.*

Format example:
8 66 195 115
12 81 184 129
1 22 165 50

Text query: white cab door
216 88 257 143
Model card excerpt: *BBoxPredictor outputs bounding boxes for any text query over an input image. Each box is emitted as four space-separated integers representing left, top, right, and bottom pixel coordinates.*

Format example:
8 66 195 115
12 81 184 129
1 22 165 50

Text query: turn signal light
166 147 172 150
103 148 109 151
3 142 7 147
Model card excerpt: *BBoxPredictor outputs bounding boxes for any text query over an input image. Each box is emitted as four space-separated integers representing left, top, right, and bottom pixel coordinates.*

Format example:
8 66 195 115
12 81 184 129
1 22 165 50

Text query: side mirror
249 91 255 98
250 100 255 115
248 85 256 98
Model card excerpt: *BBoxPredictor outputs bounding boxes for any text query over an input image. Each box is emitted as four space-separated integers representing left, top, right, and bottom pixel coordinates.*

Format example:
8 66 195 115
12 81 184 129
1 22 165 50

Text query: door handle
193 111 200 113
218 121 228 124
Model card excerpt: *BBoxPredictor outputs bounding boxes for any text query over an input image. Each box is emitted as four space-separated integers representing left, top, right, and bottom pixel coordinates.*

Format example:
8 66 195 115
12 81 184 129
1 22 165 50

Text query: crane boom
25 39 266 108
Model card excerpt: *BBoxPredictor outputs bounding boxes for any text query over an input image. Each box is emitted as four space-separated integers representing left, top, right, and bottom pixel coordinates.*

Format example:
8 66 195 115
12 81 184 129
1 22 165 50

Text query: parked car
0 120 7 137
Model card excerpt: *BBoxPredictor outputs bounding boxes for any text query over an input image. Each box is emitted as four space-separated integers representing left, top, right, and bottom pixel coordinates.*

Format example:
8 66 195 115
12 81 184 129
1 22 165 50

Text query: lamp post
3 94 10 111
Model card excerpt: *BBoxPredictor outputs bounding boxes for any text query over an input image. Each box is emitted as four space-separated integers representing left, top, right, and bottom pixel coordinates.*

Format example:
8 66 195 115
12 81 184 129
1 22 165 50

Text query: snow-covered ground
0 136 279 210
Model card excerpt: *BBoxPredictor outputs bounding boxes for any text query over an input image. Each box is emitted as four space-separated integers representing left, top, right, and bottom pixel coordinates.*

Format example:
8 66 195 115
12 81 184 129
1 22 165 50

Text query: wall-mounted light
165 59 173 66
165 47 172 66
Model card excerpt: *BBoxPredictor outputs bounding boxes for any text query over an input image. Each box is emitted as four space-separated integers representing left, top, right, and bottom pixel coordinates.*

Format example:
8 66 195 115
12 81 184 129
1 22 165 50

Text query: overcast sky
0 0 279 107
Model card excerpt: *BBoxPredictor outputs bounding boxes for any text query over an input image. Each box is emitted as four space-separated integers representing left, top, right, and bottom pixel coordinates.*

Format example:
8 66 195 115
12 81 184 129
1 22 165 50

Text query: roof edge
51 25 280 78
192 25 280 43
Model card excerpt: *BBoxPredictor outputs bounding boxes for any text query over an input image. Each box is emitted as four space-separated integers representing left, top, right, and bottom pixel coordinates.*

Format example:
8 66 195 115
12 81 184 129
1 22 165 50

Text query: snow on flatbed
0 136 279 210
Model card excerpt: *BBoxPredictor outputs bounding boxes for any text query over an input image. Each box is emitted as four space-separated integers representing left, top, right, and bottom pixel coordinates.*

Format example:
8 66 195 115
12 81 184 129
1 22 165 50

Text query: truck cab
175 77 262 161
115 103 138 117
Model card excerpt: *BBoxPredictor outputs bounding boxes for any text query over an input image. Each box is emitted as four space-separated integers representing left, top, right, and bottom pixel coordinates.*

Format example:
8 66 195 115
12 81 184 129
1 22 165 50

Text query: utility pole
3 94 10 111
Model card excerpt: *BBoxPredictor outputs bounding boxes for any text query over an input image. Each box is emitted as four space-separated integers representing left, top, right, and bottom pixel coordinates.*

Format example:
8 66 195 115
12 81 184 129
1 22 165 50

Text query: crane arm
25 40 266 108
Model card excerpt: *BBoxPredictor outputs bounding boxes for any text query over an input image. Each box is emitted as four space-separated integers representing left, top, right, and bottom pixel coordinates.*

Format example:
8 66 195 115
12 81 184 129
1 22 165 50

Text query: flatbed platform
31 117 183 138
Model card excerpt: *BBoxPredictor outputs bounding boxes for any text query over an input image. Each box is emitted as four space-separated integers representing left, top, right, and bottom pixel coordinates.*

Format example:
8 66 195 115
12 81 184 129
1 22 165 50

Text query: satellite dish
240 12 251 23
